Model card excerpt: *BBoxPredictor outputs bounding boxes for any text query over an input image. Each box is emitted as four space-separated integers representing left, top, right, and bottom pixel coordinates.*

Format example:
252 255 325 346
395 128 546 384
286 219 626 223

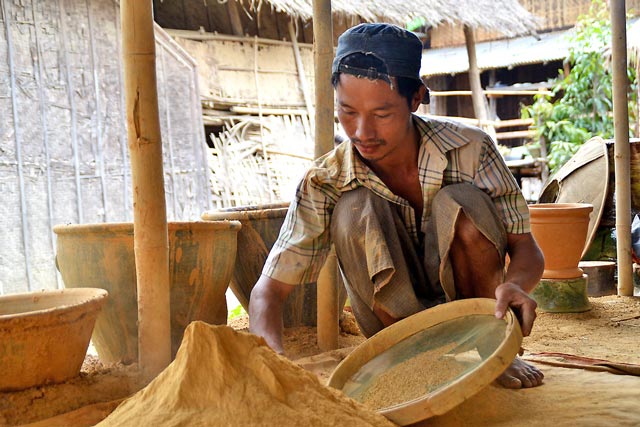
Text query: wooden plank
430 90 553 97
495 130 536 140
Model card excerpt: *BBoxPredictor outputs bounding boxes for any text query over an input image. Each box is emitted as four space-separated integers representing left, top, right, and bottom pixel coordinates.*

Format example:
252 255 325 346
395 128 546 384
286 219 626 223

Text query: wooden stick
430 90 552 97
463 25 488 123
165 28 314 49
121 0 171 380
313 0 339 351
423 114 534 129
288 20 315 134
229 105 309 116
495 130 536 140
611 313 640 323
253 36 275 202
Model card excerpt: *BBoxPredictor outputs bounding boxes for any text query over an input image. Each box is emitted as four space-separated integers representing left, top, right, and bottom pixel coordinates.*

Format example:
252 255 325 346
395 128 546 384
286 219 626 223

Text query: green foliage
228 304 247 320
521 0 638 174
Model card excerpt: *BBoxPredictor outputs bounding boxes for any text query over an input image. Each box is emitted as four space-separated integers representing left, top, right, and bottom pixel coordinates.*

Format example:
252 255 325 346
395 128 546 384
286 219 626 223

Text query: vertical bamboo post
288 20 315 134
463 25 492 137
313 0 339 351
610 0 634 296
121 0 172 379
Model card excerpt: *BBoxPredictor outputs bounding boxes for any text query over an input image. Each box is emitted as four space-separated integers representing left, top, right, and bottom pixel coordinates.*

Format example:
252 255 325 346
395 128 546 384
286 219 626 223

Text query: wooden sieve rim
327 298 523 426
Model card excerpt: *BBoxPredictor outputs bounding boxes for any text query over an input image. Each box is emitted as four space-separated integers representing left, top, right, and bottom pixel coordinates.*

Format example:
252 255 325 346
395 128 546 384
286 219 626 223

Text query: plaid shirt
263 115 530 285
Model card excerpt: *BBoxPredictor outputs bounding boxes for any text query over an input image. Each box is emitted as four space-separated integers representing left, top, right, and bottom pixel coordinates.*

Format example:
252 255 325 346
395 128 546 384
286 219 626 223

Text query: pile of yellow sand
97 321 395 426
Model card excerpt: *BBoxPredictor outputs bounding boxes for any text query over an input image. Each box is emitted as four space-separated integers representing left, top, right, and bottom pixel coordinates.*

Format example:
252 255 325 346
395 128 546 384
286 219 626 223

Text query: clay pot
529 203 593 279
53 221 240 363
0 288 108 391
202 203 327 327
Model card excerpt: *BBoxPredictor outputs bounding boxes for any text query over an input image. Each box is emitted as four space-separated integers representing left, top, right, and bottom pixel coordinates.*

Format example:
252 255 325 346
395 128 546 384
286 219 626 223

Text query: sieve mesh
341 314 507 410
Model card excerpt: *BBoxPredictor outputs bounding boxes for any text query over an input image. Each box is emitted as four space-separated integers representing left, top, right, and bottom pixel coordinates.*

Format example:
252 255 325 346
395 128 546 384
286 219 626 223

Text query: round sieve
327 298 522 425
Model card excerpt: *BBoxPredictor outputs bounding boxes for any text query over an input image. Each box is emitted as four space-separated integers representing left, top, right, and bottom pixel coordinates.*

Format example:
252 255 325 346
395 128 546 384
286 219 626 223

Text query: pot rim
529 203 594 211
53 220 242 235
0 288 108 322
202 207 289 221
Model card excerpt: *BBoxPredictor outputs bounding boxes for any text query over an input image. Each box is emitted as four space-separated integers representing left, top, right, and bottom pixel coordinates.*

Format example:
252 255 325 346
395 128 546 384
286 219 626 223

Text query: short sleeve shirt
262 115 530 286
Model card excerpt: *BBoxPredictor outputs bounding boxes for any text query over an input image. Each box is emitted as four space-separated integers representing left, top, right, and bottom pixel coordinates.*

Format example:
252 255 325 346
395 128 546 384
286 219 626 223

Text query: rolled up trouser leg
331 188 434 337
423 183 508 302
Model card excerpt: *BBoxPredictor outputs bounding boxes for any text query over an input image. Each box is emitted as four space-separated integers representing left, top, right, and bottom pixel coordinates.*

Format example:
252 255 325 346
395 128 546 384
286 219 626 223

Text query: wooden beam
463 25 488 122
430 90 552 97
121 0 171 380
495 130 536 140
227 0 244 37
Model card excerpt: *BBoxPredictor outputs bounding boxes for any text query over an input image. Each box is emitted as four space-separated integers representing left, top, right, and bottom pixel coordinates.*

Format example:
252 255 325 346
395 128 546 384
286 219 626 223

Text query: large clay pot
529 203 593 279
53 221 241 363
0 288 108 391
202 203 322 327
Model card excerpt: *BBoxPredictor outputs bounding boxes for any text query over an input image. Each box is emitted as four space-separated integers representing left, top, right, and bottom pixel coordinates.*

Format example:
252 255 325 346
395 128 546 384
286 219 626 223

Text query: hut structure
0 0 540 295
153 0 540 208
0 0 211 295
422 0 640 130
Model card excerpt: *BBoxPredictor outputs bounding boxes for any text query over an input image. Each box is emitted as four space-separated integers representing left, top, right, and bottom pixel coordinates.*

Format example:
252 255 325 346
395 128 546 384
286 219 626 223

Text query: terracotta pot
529 203 593 279
203 203 347 327
0 288 108 391
53 221 240 364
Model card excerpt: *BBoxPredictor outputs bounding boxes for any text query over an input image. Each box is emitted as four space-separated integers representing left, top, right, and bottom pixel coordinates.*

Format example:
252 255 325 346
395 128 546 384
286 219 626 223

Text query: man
249 23 545 389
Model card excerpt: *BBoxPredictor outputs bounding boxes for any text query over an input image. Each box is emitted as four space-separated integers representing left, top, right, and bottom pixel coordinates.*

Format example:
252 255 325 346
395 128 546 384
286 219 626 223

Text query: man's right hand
248 275 296 354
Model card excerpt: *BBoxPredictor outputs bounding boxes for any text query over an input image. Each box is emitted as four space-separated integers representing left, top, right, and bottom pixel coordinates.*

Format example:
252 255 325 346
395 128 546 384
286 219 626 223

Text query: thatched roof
243 0 541 37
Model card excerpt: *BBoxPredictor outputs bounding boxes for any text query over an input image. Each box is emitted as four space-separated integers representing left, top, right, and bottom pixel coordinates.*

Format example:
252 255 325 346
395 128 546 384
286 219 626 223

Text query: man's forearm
505 232 544 293
248 275 293 354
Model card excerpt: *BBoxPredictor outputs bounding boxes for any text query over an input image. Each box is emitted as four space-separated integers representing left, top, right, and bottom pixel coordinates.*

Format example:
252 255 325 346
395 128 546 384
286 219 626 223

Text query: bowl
0 288 108 391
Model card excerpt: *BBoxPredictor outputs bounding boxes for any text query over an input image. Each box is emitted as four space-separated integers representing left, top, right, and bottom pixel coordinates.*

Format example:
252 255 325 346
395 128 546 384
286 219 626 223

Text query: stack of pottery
54 221 241 363
529 203 594 312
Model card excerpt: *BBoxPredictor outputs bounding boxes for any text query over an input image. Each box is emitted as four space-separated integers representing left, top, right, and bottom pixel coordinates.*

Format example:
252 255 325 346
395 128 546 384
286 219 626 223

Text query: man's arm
495 232 544 337
248 274 296 354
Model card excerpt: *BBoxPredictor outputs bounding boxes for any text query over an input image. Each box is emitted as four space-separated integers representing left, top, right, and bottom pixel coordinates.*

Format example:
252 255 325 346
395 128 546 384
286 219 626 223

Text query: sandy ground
1 295 638 426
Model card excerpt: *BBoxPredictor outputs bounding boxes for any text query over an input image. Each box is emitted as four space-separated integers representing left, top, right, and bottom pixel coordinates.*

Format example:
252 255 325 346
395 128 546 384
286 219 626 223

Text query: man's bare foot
496 357 544 389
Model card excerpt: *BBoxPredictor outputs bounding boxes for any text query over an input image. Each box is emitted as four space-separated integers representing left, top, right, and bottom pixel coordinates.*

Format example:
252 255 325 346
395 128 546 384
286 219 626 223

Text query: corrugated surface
0 0 211 295
421 29 572 77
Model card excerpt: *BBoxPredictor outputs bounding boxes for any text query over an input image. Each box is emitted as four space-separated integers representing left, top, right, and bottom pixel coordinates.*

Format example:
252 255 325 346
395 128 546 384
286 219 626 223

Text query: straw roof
243 0 541 37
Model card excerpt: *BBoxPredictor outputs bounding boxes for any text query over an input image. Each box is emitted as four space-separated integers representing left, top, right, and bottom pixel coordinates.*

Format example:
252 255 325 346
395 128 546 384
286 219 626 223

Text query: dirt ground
1 295 638 426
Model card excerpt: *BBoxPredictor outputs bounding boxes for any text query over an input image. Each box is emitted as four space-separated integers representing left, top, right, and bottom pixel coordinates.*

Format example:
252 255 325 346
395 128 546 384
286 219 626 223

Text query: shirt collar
334 114 472 189
413 114 471 154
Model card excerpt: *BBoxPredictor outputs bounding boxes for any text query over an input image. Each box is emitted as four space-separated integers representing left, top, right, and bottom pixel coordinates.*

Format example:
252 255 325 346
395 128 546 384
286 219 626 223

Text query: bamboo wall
172 32 315 108
0 0 211 295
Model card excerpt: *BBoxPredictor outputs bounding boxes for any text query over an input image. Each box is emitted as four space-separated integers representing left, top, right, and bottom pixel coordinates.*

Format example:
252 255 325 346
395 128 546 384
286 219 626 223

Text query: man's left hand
494 282 537 336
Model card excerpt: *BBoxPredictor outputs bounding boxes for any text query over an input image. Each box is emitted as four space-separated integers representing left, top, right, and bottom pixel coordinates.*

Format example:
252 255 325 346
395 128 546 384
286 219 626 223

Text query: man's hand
497 232 544 336
494 282 537 336
248 275 295 354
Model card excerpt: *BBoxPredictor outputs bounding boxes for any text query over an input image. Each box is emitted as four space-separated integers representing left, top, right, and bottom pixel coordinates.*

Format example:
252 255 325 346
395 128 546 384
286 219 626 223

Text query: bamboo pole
463 26 488 123
313 0 339 351
121 0 172 379
610 0 634 296
313 0 334 159
288 20 315 134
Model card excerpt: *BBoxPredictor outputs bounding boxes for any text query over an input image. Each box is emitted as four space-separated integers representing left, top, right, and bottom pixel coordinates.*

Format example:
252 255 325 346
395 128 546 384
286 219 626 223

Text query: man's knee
432 183 492 211
454 211 486 246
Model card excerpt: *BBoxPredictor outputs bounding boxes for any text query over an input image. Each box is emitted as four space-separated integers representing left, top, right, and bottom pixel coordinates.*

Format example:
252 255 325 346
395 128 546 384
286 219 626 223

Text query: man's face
335 73 418 164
